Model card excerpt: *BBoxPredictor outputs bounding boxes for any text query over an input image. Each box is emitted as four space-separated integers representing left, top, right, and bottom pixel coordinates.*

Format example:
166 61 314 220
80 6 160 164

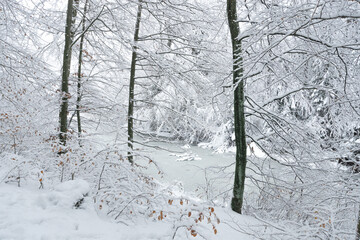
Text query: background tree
59 0 76 147
127 0 143 164
0 0 56 154
75 0 89 146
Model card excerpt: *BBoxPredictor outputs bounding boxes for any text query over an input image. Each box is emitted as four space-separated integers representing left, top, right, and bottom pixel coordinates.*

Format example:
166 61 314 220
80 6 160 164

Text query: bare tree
127 0 143 164
59 0 77 147
227 0 247 214
75 0 89 146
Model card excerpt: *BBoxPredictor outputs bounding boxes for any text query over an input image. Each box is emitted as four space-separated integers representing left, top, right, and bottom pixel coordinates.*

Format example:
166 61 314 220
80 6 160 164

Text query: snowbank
0 181 258 240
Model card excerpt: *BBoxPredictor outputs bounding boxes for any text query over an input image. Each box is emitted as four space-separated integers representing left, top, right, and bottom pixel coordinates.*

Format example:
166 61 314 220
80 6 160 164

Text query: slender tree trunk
59 0 75 147
227 0 247 214
356 206 360 239
127 0 143 164
76 0 89 146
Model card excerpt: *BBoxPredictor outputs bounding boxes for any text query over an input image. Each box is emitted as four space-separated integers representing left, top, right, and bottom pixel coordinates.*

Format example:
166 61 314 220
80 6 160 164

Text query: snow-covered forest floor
0 181 259 240
0 140 266 240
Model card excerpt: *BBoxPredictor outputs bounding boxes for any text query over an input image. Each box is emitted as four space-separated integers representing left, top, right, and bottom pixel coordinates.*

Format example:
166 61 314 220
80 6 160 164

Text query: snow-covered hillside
0 179 259 240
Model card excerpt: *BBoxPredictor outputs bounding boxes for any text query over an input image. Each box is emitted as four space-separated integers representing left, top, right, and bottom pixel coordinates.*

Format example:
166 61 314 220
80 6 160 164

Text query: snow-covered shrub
94 150 220 238
241 154 359 240
0 152 38 187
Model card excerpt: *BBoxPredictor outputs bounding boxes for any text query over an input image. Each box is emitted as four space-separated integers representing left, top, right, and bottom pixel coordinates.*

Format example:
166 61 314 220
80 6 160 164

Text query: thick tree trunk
127 0 143 164
227 0 247 214
59 0 75 147
76 0 89 146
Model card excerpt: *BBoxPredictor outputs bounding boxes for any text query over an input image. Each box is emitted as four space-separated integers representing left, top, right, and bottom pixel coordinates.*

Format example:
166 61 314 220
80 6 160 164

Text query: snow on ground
0 137 269 240
0 181 176 240
0 180 259 240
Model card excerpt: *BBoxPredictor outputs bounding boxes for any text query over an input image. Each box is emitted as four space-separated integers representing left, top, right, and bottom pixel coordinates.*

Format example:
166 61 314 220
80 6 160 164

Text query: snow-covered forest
1 0 359 239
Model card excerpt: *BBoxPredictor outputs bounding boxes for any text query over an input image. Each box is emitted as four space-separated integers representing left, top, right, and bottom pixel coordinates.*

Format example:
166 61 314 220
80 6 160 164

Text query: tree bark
227 0 247 214
76 0 89 146
59 0 75 147
127 0 143 164
356 206 360 240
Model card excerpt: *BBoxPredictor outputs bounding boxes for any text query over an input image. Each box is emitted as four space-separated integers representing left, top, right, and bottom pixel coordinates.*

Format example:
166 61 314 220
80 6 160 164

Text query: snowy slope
0 180 258 240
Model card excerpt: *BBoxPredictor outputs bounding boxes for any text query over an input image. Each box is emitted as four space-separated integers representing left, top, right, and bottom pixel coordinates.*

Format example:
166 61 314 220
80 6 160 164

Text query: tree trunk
227 0 247 214
356 206 360 240
127 0 143 164
76 0 89 146
59 0 75 147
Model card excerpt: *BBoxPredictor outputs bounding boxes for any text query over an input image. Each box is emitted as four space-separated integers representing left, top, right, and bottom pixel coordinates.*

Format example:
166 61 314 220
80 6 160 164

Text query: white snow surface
170 152 202 162
0 180 258 240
